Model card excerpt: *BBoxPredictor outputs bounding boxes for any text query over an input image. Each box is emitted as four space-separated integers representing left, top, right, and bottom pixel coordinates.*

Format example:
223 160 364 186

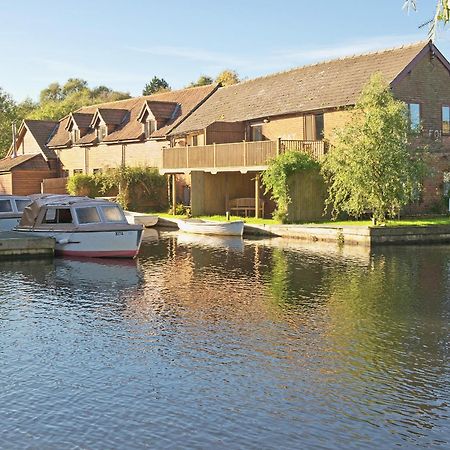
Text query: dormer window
144 119 156 139
97 125 107 142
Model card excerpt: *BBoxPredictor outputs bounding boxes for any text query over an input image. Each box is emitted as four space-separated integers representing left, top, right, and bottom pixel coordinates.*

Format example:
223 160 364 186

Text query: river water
1 229 449 449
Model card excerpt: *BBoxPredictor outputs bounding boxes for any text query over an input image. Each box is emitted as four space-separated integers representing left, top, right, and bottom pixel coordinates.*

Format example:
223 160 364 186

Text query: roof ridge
221 40 430 89
74 83 219 113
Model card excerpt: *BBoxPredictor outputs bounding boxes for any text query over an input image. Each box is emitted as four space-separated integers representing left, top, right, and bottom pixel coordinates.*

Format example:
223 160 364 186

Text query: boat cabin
0 195 31 217
19 196 129 231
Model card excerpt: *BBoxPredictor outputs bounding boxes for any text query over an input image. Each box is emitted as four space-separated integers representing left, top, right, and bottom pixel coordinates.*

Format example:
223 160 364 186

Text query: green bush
262 151 320 222
98 166 167 210
66 174 102 197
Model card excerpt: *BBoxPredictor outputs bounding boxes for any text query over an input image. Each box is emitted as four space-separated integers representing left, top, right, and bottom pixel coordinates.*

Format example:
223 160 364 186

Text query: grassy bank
157 213 450 227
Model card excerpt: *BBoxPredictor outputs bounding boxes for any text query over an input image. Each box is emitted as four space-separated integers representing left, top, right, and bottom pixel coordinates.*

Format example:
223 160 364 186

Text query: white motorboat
15 195 144 258
177 218 244 236
0 195 31 231
124 211 158 227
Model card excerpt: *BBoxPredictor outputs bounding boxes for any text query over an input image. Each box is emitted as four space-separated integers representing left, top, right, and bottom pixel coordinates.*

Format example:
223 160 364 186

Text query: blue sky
1 0 450 101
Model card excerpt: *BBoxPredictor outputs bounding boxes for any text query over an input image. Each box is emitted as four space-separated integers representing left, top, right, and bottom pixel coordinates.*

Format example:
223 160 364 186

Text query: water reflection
0 233 449 449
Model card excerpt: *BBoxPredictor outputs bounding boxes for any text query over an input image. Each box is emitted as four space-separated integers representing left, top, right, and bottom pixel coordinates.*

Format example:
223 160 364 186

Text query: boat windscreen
76 207 101 224
101 205 125 222
0 199 13 213
15 199 31 212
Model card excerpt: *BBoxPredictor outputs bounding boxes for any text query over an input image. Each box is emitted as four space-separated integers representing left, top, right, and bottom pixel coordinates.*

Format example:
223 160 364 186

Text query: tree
142 77 171 95
404 0 450 40
216 70 240 86
39 82 62 103
188 75 213 87
29 81 131 121
61 78 88 96
321 73 427 223
0 88 17 157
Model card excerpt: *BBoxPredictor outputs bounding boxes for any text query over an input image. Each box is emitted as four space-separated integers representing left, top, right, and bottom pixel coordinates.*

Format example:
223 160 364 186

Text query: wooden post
244 140 247 167
276 137 281 156
172 174 177 215
84 148 89 174
255 173 260 219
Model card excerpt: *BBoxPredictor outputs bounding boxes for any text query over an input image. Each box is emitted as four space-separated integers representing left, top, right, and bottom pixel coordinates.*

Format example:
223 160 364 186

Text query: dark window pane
58 209 73 224
251 125 263 141
0 200 13 213
315 114 324 140
15 199 31 212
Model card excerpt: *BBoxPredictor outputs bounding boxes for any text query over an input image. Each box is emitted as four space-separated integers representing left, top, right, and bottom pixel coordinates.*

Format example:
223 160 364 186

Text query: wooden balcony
161 139 327 173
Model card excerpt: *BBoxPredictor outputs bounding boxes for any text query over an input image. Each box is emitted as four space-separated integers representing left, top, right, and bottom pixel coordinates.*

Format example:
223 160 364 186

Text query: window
144 120 156 139
443 106 450 135
0 200 13 213
62 170 69 178
15 199 31 212
71 129 80 143
192 134 198 146
101 205 125 222
408 103 421 130
73 169 83 175
97 125 107 142
315 114 324 140
304 115 314 140
76 207 101 224
43 208 73 224
93 168 102 174
250 125 263 141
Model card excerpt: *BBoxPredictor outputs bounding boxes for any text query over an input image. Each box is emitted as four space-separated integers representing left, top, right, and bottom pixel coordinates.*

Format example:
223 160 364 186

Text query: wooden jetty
0 231 55 258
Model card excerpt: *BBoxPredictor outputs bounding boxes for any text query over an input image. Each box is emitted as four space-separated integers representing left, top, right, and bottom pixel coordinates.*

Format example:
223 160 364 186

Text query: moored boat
124 211 158 227
0 195 31 231
177 218 244 236
15 195 144 258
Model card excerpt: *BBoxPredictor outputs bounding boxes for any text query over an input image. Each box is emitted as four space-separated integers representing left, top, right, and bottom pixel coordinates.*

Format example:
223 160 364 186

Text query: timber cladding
0 173 12 194
12 170 58 195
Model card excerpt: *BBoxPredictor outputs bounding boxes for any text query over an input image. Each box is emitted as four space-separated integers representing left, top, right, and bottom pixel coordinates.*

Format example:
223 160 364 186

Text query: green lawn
157 212 450 228
304 216 450 227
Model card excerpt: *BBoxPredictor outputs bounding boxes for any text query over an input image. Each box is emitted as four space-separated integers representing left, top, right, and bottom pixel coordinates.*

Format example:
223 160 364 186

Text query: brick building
163 41 450 218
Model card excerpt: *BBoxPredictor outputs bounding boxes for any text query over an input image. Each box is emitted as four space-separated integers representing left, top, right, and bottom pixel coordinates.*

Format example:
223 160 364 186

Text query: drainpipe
11 122 17 158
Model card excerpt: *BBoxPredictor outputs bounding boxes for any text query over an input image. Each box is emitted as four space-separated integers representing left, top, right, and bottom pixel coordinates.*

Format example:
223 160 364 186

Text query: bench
228 197 265 218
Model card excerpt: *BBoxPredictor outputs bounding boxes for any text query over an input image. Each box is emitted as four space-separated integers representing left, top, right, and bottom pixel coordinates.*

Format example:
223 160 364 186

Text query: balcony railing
162 139 327 172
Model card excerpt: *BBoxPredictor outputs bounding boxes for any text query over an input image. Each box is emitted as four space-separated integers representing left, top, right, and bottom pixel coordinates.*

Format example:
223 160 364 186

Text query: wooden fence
41 177 68 194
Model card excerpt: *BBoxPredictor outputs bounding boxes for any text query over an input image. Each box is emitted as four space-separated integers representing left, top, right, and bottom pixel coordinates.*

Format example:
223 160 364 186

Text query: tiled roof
67 112 94 129
94 108 129 126
170 41 430 135
23 120 58 159
47 84 218 147
0 154 47 172
146 101 179 120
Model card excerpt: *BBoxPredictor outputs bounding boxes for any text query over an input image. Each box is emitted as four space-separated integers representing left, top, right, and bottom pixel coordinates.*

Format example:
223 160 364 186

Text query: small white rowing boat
125 211 158 227
177 219 244 236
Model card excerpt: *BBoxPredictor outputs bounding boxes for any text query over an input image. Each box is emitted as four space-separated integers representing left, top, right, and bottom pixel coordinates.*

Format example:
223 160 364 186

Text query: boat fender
57 238 70 245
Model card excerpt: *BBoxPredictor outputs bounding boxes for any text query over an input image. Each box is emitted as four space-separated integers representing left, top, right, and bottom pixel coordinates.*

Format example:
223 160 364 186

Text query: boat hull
125 211 158 227
0 217 21 231
177 220 244 236
16 229 143 258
